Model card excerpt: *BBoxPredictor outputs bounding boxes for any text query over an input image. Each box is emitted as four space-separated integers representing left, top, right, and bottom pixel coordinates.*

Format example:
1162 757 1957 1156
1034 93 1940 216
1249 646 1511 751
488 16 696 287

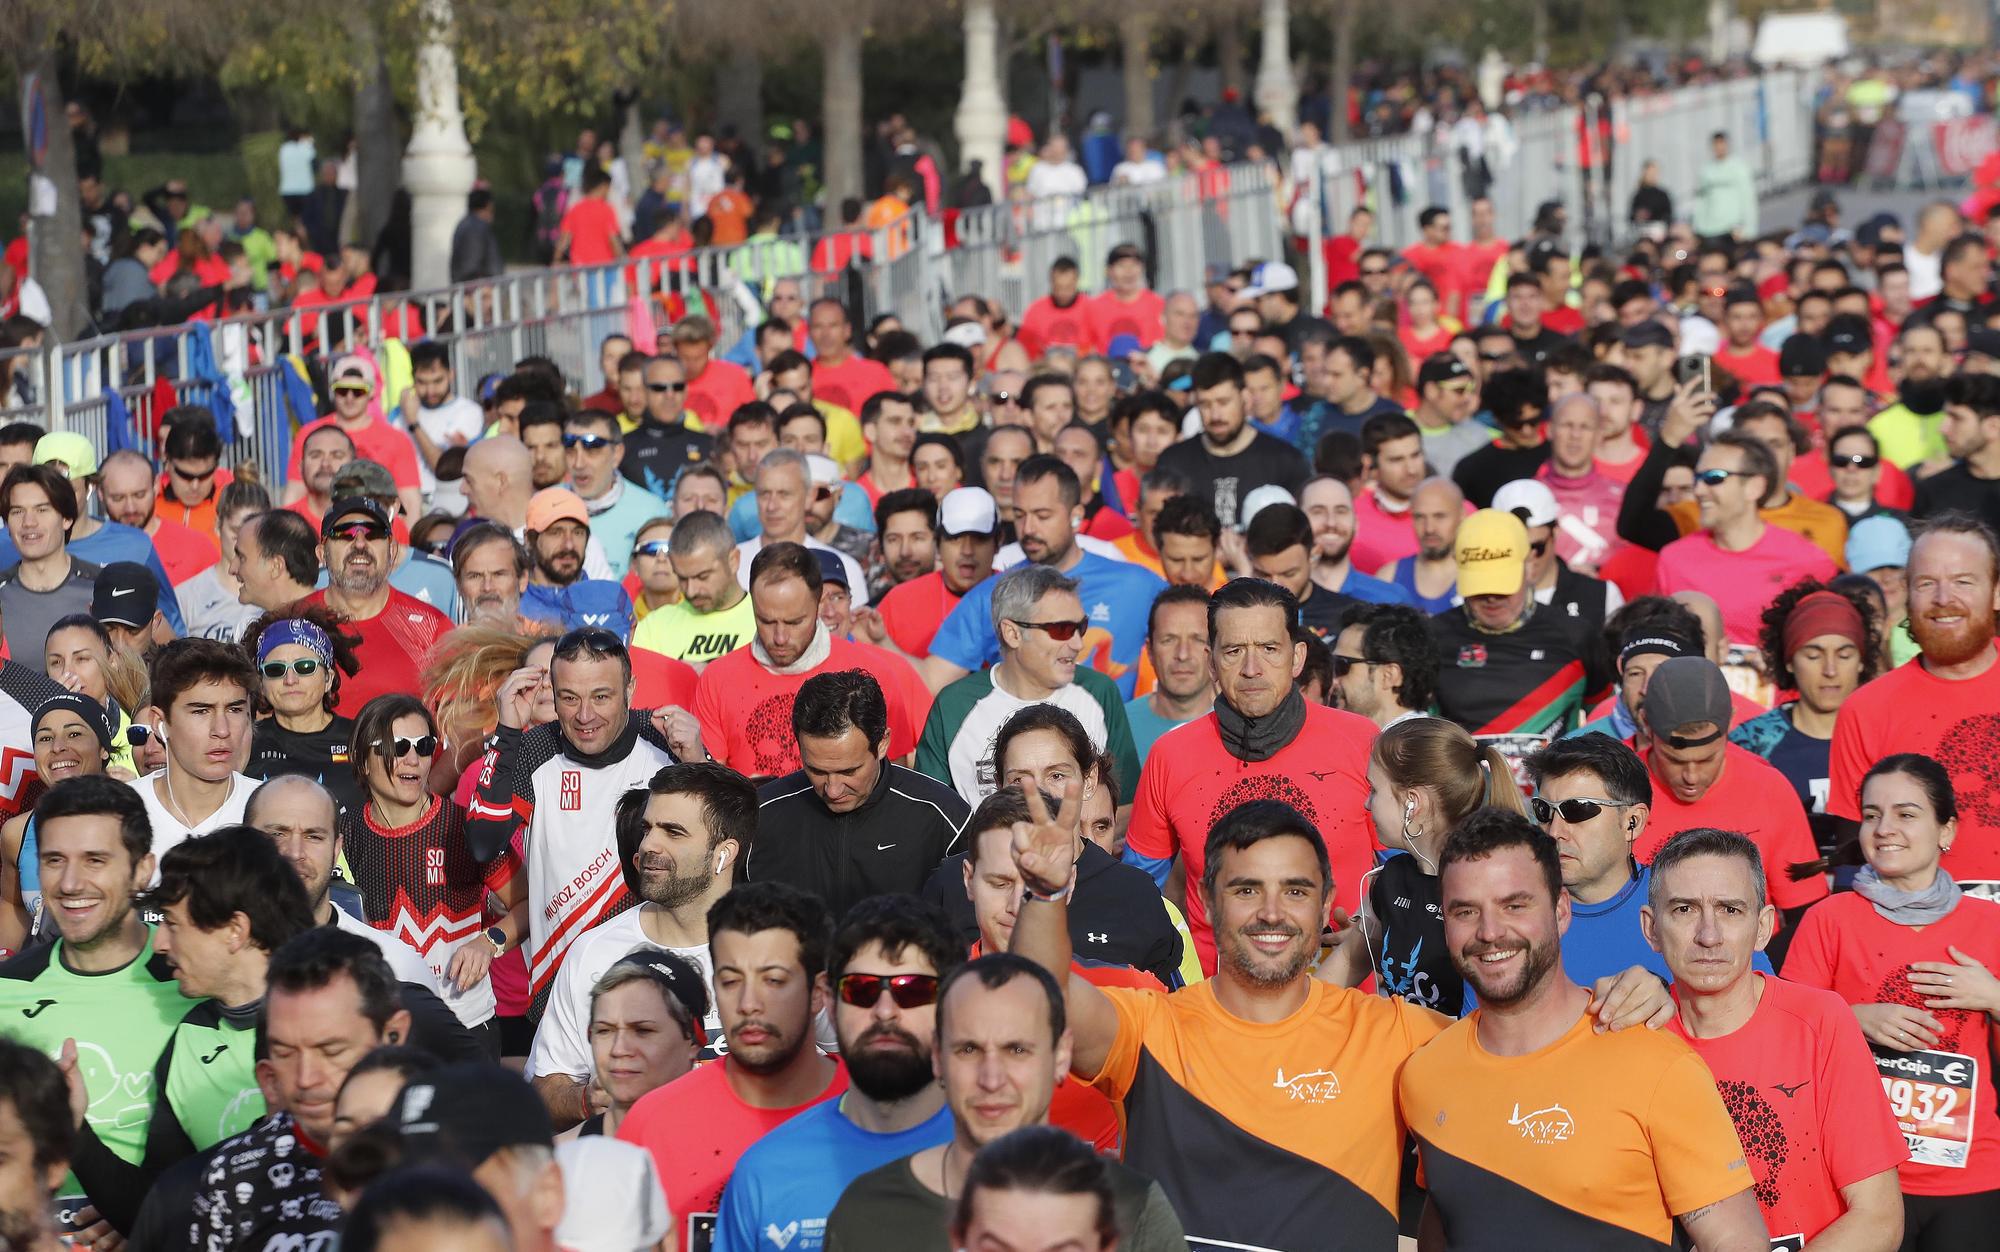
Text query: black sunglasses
647 381 688 393
260 659 321 679
1529 538 1551 558
563 433 619 451
1529 795 1634 825
371 735 439 760
1832 453 1880 469
1010 618 1091 641
1330 654 1374 678
836 972 940 1010
633 540 673 558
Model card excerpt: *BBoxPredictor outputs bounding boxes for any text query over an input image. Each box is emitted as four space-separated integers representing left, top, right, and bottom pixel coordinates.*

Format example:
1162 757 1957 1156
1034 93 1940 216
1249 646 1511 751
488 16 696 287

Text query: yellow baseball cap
1455 508 1529 599
33 431 98 478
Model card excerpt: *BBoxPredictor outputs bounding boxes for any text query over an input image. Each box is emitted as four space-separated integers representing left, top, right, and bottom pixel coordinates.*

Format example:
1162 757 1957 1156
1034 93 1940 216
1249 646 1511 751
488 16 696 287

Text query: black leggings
1902 1188 2000 1252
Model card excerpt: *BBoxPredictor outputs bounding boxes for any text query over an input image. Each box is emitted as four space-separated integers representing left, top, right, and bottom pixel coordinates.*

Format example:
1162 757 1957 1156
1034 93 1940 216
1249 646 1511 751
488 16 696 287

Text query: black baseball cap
1417 354 1472 387
1621 322 1674 352
1778 335 1827 378
91 562 160 628
1640 656 1733 748
1822 315 1873 357
610 949 711 1045
394 1062 554 1169
321 495 392 538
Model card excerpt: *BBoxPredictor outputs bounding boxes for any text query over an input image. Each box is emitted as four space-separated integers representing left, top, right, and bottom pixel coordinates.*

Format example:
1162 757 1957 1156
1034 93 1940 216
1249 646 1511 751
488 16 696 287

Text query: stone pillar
955 0 1008 201
1253 0 1298 142
402 0 478 292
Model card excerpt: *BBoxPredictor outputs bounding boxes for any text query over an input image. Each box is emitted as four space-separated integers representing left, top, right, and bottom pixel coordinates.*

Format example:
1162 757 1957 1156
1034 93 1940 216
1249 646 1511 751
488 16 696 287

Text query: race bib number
1769 1237 1804 1251
1874 1047 1978 1168
1960 881 2000 904
686 1212 716 1252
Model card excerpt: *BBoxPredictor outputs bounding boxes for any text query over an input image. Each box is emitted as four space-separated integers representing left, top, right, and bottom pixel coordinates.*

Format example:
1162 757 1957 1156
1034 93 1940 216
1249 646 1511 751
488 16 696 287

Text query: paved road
1757 180 1965 235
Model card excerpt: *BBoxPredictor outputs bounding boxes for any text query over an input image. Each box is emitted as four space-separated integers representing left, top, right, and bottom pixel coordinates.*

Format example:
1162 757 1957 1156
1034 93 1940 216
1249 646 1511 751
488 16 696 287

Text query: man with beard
1331 603 1436 729
1349 415 1433 577
1829 515 2000 890
1008 794 1446 1250
1396 810 1769 1252
0 778 184 1232
462 436 618 581
824 953 1186 1251
302 497 452 717
1246 504 1360 640
1914 371 2000 535
527 762 751 1127
715 896 961 1252
1301 476 1418 608
452 521 532 630
870 487 938 600
1869 319 1954 471
1378 477 1469 614
1121 578 1378 974
283 422 356 529
757 670 968 917
1154 353 1309 530
616 883 848 1241
865 488 1002 661
632 509 756 664
565 409 670 578
96 449 216 586
518 487 635 636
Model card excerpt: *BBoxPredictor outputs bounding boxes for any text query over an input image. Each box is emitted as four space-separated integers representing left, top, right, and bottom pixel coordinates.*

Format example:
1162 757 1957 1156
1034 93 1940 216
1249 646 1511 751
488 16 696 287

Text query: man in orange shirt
704 167 754 246
668 314 755 431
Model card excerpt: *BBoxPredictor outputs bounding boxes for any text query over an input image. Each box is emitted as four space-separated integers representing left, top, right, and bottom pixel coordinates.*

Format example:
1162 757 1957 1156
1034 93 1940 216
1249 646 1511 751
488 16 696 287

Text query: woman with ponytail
1317 716 1524 1014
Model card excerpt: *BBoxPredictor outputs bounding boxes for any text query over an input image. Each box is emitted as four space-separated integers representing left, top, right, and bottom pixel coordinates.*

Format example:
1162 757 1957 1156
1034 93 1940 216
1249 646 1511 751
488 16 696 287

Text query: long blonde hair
422 624 553 751
1371 717 1528 829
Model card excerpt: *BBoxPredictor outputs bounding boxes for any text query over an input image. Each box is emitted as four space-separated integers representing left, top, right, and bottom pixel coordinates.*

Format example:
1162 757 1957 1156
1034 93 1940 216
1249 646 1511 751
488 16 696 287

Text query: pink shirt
1654 524 1838 645
1350 487 1421 577
1535 465 1627 572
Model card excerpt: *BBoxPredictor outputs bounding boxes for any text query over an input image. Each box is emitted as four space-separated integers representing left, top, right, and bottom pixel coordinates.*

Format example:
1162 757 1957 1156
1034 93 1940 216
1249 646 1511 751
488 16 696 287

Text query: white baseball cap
1492 479 1559 528
1238 483 1298 531
940 486 999 536
1240 261 1300 298
805 453 843 486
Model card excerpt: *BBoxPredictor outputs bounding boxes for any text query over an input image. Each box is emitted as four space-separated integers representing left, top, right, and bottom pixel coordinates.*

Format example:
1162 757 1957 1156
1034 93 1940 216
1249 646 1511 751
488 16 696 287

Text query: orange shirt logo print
1508 1100 1577 1145
1274 1067 1341 1103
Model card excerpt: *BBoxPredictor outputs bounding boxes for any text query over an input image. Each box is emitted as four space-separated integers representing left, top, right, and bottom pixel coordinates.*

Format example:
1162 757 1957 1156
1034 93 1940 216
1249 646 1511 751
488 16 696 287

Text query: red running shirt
1783 891 2000 1195
1637 743 1829 912
692 639 932 778
1124 704 1377 974
302 587 453 718
1667 974 1907 1242
1088 289 1165 350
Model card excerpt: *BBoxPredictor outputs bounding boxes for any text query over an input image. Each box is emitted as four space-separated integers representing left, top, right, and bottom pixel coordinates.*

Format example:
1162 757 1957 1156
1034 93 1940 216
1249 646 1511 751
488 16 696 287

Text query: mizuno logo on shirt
1771 1080 1809 1099
20 998 55 1018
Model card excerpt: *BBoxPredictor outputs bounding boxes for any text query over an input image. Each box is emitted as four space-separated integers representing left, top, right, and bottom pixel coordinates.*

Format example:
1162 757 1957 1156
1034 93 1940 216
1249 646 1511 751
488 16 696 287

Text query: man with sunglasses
1412 354 1489 479
1452 367 1554 509
325 459 459 616
1331 602 1434 730
281 357 423 524
622 355 713 502
1731 403 1849 564
616 882 848 1243
302 496 451 717
918 563 1141 807
715 896 961 1252
528 762 749 1126
563 410 669 578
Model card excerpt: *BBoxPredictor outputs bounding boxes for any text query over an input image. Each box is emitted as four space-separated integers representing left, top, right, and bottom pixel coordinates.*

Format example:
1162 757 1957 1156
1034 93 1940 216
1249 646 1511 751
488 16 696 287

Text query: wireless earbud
715 853 726 875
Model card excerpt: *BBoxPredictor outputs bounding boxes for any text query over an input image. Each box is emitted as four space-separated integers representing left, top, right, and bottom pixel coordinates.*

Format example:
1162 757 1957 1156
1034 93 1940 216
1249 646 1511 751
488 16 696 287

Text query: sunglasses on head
328 522 389 543
1010 617 1091 641
371 735 439 760
1832 452 1880 469
647 381 687 393
1693 467 1751 486
260 659 321 679
562 433 618 451
1529 795 1634 825
836 972 940 1010
633 540 673 558
1330 654 1374 678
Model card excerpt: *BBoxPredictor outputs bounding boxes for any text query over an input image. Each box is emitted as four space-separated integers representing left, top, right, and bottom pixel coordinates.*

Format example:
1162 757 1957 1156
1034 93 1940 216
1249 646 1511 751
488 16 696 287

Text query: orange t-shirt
617 1057 847 1235
1827 651 2000 886
1666 974 1908 1242
692 639 932 778
1636 743 1829 913
706 190 754 245
1124 705 1377 973
1090 979 1445 1250
1400 1009 1751 1246
682 358 756 430
1783 891 2000 1195
559 196 622 265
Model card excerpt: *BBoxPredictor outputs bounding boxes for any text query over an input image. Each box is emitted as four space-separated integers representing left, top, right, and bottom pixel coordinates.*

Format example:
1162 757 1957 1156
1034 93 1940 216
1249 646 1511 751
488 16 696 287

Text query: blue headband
258 618 333 665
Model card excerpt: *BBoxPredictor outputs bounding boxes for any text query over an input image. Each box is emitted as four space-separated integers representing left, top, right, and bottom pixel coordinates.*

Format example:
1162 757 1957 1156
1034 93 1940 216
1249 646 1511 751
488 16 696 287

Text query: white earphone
715 852 727 875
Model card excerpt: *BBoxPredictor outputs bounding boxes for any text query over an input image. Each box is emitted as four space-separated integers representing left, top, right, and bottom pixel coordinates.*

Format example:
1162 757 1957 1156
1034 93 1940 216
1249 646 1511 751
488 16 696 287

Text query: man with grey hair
632 508 755 663
1643 828 1906 1248
1537 391 1627 573
914 562 1141 807
1146 291 1202 375
732 447 868 604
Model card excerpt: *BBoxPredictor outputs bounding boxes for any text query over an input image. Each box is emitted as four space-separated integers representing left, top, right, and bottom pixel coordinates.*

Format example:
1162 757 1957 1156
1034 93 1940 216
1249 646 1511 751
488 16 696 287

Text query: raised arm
1006 781 1121 1080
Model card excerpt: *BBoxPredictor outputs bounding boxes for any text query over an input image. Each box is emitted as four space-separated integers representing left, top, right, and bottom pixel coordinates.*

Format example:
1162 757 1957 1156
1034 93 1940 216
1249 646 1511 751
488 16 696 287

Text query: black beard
639 861 710 911
536 553 582 586
843 1025 934 1102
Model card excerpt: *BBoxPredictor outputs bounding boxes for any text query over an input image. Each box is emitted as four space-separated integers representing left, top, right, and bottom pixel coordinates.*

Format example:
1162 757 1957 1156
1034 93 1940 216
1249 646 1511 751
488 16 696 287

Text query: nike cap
91 562 159 628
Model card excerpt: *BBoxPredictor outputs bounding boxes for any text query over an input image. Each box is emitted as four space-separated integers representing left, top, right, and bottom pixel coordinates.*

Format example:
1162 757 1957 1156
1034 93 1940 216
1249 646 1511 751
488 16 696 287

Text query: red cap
1758 273 1789 302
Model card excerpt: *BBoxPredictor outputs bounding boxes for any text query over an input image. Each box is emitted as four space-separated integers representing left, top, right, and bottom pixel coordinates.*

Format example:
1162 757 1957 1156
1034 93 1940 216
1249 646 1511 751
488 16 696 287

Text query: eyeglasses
1330 654 1375 678
647 381 687 393
836 972 940 1010
371 735 439 760
1529 538 1551 557
260 659 322 679
1010 618 1091 641
1361 266 1390 277
563 433 619 451
332 385 372 398
1529 795 1636 825
170 462 217 482
327 522 389 543
1832 453 1880 469
1693 468 1752 486
633 540 673 558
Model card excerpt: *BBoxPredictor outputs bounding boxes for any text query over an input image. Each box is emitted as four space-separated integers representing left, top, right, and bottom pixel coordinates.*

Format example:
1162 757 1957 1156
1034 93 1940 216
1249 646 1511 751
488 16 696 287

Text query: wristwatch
485 925 508 957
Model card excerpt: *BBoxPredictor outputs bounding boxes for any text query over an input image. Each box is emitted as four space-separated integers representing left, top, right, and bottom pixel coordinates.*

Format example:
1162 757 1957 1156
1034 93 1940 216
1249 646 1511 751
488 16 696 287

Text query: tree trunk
347 14 400 253
1530 0 1550 66
1330 0 1358 142
1217 22 1245 100
12 29 89 339
716 46 765 152
822 25 866 208
1118 12 1155 141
